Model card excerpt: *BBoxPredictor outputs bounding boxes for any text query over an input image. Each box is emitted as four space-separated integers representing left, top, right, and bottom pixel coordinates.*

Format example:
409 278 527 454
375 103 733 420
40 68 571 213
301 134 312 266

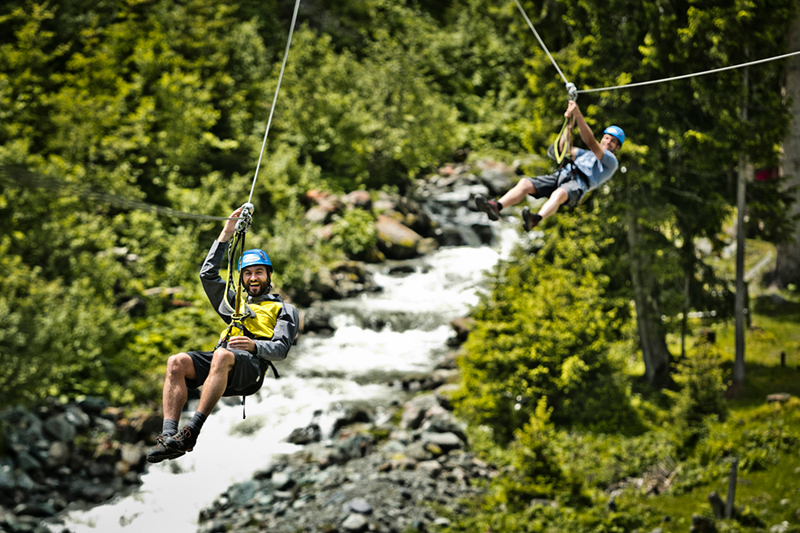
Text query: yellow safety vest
220 299 283 340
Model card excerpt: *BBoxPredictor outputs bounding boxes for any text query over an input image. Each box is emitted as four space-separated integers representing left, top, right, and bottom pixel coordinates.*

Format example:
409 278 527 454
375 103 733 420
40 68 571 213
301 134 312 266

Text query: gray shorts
185 349 267 397
527 168 587 208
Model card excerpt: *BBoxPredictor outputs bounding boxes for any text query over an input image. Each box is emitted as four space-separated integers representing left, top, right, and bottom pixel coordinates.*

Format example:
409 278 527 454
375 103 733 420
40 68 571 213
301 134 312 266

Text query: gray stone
416 238 439 255
434 384 459 410
0 465 15 491
343 497 373 515
341 513 369 532
420 432 463 453
401 394 439 430
64 405 90 428
271 471 294 490
16 470 35 491
415 460 443 477
120 443 144 467
76 396 109 414
15 450 42 471
331 406 373 435
44 414 76 442
46 441 70 469
228 480 258 507
94 417 117 434
287 423 322 445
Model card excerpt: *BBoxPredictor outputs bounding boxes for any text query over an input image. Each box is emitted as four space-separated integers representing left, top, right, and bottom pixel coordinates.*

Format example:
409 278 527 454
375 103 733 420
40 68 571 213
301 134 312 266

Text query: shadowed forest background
2 0 800 530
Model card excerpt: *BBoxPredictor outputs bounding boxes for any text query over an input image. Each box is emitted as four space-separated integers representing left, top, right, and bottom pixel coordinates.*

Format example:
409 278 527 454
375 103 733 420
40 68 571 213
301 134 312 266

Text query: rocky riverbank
1 159 518 532
0 398 160 533
196 353 495 533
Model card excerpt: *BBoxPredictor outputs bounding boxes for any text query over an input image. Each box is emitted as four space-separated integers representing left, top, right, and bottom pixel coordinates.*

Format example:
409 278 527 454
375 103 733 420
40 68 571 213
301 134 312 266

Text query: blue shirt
570 147 619 191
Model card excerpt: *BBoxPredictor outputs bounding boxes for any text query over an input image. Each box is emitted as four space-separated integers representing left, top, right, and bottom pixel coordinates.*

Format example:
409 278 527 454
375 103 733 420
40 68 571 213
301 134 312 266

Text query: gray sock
162 418 178 437
185 412 207 433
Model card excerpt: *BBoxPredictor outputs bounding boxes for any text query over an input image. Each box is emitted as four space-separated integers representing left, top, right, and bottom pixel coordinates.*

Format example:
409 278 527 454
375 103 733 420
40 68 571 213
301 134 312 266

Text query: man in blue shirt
476 101 624 231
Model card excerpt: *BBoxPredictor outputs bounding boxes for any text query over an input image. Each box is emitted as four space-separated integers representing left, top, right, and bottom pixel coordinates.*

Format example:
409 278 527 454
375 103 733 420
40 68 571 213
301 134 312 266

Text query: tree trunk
733 152 748 388
626 203 672 388
732 60 750 393
776 12 800 287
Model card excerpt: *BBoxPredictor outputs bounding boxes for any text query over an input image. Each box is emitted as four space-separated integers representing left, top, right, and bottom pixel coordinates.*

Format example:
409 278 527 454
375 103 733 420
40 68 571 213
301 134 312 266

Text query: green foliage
454 212 640 444
667 343 729 432
330 208 377 259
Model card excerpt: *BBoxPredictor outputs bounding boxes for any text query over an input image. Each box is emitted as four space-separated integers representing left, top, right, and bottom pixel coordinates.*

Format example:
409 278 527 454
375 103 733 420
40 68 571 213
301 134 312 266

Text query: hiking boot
163 425 199 455
522 207 541 232
475 194 501 221
146 434 185 464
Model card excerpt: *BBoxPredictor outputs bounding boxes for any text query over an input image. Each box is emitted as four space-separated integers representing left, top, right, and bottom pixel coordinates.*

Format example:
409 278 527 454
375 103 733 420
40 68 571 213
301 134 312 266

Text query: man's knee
210 348 236 372
516 178 536 195
553 187 570 205
166 353 194 378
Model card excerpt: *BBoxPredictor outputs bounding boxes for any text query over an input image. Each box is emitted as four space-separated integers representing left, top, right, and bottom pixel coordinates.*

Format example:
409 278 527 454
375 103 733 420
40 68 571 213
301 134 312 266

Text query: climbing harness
552 82 578 165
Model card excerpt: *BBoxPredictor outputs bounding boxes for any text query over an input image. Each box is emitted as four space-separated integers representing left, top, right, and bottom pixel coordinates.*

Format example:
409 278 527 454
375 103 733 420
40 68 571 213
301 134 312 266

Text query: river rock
120 442 145 468
450 316 475 344
434 384 459 411
302 307 334 333
15 470 35 492
331 406 373 436
343 497 373 515
228 480 258 506
287 423 322 444
0 465 14 491
77 396 109 414
477 159 517 196
346 190 372 210
376 215 422 260
64 405 91 428
15 450 42 471
420 432 463 453
341 513 369 532
271 471 295 491
46 441 70 469
401 394 439 430
44 414 76 442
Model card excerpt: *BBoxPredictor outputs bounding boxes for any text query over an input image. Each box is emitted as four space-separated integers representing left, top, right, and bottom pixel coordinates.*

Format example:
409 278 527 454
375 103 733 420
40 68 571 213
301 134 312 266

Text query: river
55 216 520 533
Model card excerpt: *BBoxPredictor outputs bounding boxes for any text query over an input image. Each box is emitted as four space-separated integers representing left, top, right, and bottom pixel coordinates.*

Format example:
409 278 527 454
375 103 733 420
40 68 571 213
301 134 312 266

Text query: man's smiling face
242 265 270 297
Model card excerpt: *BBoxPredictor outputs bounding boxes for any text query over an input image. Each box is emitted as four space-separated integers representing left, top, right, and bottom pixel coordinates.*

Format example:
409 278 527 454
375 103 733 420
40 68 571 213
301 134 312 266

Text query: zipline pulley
566 82 578 102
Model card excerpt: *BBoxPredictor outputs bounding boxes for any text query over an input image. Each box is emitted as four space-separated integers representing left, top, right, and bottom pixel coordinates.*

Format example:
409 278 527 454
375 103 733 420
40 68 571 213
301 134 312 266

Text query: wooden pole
725 458 739 519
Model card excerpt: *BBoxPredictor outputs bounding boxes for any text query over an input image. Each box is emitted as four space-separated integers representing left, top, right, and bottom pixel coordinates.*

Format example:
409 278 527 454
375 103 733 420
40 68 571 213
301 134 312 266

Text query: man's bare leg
147 352 198 463
196 348 235 416
163 353 195 422
522 187 570 231
538 187 569 220
498 178 536 209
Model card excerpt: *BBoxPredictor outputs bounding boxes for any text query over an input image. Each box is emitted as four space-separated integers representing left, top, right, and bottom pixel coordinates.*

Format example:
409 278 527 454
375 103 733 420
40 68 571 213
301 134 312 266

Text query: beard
245 282 269 297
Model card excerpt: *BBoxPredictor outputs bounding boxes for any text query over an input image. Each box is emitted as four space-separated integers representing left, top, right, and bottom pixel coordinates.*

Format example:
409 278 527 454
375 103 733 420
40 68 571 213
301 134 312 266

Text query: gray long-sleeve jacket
199 240 299 362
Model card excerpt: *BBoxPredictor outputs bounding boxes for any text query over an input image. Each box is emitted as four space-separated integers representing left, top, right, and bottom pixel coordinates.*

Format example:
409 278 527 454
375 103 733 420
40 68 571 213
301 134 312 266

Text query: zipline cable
577 50 800 94
512 0 569 86
0 166 238 221
248 0 302 204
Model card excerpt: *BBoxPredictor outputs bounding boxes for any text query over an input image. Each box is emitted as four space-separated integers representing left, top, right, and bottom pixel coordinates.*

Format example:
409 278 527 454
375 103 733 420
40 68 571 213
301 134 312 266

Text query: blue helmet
603 125 625 147
239 249 272 272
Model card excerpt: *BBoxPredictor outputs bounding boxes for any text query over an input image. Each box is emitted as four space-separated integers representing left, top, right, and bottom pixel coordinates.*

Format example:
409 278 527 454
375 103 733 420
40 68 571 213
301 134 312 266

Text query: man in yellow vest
147 208 299 463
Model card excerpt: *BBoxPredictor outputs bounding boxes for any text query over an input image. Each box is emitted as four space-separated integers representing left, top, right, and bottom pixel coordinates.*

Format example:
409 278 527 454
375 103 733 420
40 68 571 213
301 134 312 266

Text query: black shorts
527 168 587 208
185 349 267 397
